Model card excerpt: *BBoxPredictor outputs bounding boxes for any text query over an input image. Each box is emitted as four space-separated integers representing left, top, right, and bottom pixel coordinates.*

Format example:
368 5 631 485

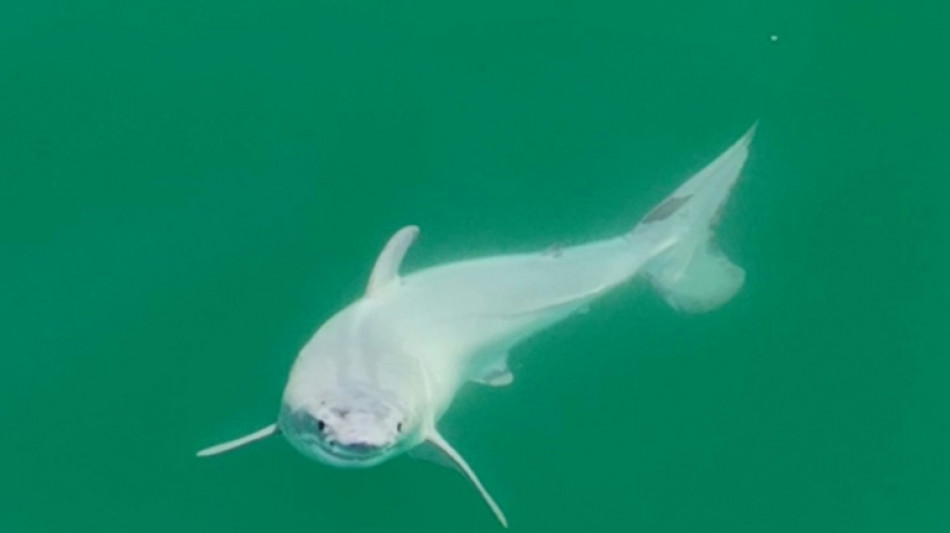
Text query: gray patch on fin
642 195 691 223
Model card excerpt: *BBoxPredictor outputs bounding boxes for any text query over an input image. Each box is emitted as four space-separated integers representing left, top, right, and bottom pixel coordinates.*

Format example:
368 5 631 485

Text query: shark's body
198 125 757 526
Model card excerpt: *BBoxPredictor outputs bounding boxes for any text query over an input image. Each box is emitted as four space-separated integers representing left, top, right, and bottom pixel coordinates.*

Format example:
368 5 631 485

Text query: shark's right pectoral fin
415 431 508 528
196 423 279 457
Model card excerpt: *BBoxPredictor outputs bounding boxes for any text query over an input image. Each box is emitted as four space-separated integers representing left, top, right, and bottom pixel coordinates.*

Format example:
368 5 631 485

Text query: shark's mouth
314 439 396 467
279 403 403 467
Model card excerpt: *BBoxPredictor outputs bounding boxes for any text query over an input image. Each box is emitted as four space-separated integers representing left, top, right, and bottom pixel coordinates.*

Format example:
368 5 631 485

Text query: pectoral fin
196 423 279 457
419 431 508 528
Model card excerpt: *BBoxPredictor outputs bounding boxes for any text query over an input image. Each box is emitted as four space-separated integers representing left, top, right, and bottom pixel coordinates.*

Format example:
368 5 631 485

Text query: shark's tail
631 124 756 313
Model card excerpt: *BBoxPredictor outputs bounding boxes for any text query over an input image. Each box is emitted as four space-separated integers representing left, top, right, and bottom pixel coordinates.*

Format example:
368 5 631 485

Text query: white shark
197 124 757 527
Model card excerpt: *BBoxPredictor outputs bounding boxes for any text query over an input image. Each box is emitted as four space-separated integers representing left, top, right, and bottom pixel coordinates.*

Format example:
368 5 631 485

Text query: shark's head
279 388 419 468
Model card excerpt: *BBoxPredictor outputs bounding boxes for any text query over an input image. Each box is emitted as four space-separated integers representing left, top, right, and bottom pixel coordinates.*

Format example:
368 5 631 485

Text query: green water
1 0 946 531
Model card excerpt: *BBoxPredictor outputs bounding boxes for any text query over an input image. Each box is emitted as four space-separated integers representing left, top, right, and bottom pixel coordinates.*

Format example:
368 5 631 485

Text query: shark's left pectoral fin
366 225 419 296
196 423 279 457
416 432 509 527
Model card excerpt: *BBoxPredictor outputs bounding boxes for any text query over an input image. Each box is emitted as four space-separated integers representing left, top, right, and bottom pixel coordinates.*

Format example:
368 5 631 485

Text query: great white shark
197 124 758 527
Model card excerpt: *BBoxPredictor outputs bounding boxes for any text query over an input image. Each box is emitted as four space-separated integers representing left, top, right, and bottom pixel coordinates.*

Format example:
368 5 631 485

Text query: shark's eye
397 422 403 433
317 419 326 432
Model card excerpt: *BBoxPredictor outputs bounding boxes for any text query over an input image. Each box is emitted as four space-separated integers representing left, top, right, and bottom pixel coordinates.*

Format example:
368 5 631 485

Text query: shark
197 124 758 527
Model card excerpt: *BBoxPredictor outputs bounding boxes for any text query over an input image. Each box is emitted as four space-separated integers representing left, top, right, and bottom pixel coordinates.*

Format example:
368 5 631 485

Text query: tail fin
632 124 756 313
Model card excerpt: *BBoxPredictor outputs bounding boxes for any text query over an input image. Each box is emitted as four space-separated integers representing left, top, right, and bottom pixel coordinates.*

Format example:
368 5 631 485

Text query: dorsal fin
421 431 509 527
366 225 419 296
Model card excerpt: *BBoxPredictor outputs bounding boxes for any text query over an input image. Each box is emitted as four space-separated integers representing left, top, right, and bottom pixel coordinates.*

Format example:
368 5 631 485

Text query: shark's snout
320 410 396 455
279 399 407 467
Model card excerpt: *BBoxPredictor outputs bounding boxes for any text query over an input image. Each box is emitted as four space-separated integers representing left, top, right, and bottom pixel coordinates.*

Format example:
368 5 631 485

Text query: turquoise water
1 1 947 531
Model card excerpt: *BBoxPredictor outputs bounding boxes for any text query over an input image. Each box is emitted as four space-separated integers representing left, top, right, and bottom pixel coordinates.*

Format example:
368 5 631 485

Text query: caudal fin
632 124 756 313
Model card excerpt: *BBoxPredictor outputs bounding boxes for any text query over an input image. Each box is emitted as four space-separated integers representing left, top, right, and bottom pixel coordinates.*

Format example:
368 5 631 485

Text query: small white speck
770 34 779 42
